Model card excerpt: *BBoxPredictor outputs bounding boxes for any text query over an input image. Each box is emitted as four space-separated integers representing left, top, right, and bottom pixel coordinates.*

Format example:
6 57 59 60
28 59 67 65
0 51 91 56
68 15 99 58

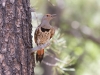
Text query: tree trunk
0 0 35 75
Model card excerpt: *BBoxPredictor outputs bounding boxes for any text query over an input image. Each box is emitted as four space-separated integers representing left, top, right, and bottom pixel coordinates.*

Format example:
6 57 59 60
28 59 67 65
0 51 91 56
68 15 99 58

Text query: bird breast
37 30 51 44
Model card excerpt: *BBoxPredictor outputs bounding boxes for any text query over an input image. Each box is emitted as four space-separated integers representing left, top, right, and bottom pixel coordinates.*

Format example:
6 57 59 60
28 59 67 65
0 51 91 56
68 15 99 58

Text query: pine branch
45 52 71 65
31 41 50 53
42 60 75 71
42 60 57 67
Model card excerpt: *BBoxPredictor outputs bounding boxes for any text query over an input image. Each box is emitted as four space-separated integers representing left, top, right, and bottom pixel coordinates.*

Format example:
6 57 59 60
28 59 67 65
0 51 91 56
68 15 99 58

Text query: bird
34 14 56 63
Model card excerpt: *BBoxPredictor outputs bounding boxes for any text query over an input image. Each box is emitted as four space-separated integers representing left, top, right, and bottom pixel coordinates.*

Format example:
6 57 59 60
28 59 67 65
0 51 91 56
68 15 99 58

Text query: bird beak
52 14 56 18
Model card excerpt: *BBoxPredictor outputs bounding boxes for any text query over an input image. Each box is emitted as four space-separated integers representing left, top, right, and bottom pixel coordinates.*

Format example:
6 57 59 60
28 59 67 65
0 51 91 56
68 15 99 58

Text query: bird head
42 14 56 22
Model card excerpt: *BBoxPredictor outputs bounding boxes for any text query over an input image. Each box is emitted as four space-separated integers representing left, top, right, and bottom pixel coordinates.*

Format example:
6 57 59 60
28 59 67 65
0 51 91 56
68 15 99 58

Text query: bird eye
46 15 49 17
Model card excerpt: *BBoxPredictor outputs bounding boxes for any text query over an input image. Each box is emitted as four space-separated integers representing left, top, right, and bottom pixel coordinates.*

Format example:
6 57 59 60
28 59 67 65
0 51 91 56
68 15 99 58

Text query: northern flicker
34 14 56 62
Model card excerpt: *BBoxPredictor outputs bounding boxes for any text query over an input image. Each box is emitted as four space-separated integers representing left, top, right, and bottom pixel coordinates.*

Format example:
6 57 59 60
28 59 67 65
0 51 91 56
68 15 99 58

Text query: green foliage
49 29 75 75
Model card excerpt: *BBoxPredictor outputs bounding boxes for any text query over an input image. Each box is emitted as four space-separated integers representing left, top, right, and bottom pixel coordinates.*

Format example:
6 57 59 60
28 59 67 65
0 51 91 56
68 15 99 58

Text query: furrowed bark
0 0 35 75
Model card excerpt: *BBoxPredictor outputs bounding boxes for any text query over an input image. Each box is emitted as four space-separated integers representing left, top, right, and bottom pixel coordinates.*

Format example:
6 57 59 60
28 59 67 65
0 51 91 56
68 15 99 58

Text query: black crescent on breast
41 27 50 32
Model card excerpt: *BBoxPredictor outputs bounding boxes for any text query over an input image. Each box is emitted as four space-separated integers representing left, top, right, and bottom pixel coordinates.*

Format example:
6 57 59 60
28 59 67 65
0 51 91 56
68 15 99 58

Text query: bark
0 0 35 75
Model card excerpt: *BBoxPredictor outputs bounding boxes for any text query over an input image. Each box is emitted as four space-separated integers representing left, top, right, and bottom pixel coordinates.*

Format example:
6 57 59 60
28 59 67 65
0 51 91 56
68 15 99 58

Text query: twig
60 68 75 71
42 60 57 67
42 60 75 71
31 41 50 53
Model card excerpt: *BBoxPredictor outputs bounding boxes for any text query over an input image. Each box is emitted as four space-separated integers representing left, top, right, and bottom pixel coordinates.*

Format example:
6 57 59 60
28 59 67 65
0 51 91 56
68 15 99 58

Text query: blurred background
30 0 100 75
